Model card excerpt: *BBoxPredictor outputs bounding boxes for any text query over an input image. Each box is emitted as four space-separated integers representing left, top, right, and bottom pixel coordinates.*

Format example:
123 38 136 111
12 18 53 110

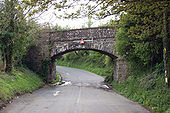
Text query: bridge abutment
48 57 128 83
24 27 129 83
115 58 128 82
48 59 57 83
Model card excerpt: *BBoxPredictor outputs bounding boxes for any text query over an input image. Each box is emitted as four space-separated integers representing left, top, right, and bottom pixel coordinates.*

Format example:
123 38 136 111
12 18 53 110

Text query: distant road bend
1 66 150 113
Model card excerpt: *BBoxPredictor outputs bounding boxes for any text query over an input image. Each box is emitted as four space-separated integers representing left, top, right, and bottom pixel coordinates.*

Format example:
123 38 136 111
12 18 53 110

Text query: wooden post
163 11 170 88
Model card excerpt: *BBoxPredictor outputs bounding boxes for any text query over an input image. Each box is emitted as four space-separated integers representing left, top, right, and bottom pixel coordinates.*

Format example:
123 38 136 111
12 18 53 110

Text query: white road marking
76 83 82 104
83 83 90 86
53 91 60 96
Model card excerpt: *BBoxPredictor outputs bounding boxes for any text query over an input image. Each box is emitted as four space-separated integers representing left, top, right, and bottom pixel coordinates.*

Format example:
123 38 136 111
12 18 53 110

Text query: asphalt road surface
1 66 150 113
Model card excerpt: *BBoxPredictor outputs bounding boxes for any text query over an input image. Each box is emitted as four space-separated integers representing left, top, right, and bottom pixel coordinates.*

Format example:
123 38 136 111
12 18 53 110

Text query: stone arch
49 48 119 83
51 48 118 60
38 27 128 83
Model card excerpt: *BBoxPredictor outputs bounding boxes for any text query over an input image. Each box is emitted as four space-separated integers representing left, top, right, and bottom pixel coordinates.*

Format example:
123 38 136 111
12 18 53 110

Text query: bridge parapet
44 27 115 41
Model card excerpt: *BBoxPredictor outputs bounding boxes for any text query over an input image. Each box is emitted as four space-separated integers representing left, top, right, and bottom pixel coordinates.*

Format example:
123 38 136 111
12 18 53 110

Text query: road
1 66 150 113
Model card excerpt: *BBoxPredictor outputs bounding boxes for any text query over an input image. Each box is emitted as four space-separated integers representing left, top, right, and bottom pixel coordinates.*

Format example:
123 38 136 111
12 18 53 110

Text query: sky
37 12 115 29
35 1 117 29
0 0 117 29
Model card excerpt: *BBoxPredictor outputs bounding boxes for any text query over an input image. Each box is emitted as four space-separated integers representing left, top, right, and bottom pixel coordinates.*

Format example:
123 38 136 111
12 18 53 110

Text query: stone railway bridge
29 27 128 82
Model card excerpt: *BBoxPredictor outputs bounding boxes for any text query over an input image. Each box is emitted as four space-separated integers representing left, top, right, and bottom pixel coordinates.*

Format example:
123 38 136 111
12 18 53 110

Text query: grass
56 60 113 77
56 56 170 113
110 66 170 113
0 67 44 108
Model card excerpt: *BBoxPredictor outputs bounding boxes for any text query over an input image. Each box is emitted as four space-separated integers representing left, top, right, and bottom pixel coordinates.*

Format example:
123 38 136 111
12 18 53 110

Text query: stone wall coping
42 26 115 33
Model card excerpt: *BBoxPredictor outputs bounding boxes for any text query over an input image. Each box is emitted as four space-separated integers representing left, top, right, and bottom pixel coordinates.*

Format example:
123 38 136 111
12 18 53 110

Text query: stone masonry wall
38 27 128 83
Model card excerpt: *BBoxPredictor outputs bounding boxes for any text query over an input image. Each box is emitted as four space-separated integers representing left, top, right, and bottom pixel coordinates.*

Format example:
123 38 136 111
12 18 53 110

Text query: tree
10 0 170 87
0 0 40 72
92 0 169 87
163 10 170 88
0 0 16 72
87 16 93 28
115 14 163 69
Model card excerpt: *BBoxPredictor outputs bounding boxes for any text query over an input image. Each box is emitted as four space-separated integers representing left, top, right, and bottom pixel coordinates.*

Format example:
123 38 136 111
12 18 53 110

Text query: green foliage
0 0 40 72
12 20 39 66
56 50 114 77
53 23 71 30
105 56 112 67
110 3 169 112
21 0 68 17
111 63 170 113
37 59 51 82
115 14 163 68
22 54 51 82
104 73 114 84
0 67 44 106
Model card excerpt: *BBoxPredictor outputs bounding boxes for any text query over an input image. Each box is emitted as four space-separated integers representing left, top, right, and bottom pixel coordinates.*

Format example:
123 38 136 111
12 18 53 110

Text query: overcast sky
37 12 115 29
35 2 117 29
0 0 117 29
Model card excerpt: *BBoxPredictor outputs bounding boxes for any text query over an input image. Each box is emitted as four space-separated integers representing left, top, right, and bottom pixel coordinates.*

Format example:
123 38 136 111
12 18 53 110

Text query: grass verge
56 60 113 77
57 59 170 113
110 69 170 113
0 67 44 109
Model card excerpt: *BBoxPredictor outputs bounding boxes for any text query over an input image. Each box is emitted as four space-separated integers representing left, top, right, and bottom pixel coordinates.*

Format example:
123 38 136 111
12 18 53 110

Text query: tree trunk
5 0 14 73
2 51 6 71
5 44 13 73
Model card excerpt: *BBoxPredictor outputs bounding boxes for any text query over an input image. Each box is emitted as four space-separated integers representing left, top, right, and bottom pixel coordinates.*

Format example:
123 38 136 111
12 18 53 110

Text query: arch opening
51 48 118 60
49 49 118 83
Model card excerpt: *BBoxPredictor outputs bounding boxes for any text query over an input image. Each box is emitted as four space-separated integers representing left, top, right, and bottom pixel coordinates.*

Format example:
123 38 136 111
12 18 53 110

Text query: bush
38 59 51 82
